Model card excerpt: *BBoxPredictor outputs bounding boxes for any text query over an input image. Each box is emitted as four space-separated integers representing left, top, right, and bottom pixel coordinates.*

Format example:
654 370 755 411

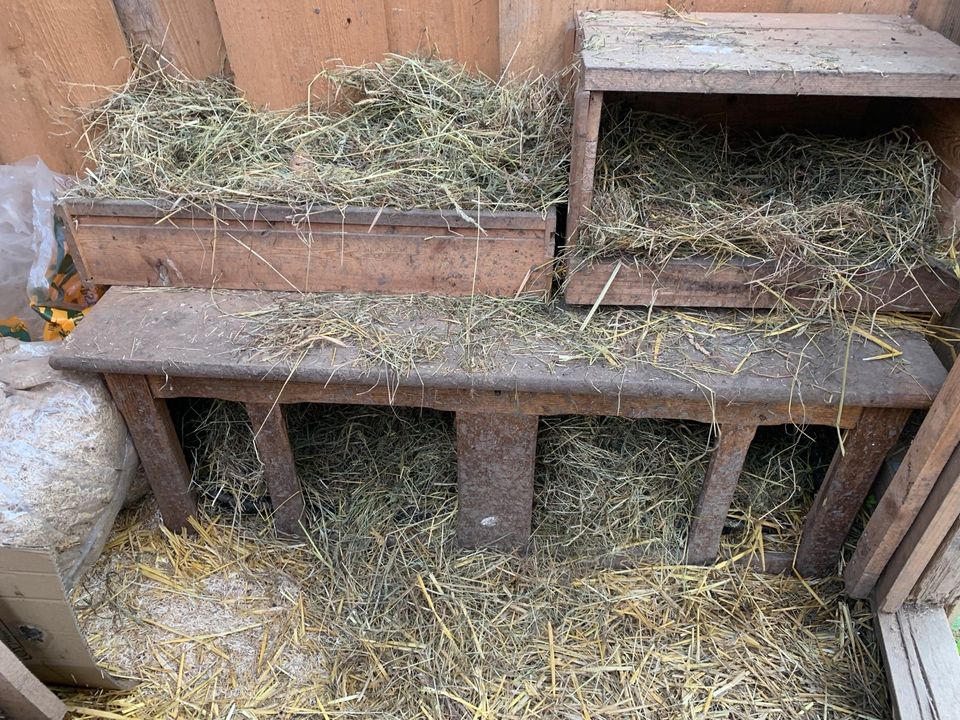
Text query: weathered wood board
60 199 555 296
563 256 960 314
577 12 960 97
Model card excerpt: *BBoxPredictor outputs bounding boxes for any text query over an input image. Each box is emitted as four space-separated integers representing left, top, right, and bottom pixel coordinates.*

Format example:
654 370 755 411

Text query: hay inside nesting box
576 108 957 317
71 54 570 215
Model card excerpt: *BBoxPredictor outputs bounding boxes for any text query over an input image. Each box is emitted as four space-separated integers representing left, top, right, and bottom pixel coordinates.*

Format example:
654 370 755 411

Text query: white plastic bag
0 338 139 589
0 157 68 340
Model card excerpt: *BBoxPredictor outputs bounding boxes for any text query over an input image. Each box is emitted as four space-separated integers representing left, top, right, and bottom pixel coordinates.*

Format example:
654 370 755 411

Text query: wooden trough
59 199 556 297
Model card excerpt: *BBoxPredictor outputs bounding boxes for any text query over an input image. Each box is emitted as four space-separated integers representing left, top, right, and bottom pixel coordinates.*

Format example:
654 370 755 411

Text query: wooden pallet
564 12 960 311
52 287 947 574
59 199 556 297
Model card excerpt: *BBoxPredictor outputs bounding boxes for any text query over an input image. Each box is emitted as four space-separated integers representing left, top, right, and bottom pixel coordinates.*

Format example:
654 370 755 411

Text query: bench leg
686 424 758 565
104 374 197 531
796 407 910 577
245 403 305 537
456 412 538 550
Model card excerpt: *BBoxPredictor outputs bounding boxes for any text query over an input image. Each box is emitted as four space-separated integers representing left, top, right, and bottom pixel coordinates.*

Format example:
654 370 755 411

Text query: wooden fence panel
0 0 130 173
214 0 499 108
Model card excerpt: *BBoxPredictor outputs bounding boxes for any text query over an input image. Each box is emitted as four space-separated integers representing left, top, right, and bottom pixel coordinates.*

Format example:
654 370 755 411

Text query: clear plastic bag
0 157 68 341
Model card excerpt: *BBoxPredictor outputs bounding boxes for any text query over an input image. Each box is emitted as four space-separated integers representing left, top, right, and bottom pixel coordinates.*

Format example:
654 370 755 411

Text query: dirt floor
59 404 889 719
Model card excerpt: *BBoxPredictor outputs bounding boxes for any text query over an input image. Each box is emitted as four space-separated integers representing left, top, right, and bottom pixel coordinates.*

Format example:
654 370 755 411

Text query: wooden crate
59 199 556 296
564 12 960 313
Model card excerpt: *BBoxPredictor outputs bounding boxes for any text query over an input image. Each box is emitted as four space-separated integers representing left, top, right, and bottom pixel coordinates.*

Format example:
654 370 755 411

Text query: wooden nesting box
59 200 556 297
564 11 960 313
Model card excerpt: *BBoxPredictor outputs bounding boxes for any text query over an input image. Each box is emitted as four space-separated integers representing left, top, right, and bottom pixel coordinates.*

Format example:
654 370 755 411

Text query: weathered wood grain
875 604 960 720
62 201 555 296
215 0 498 108
456 412 538 549
0 642 66 720
499 1 912 78
104 373 197 530
845 360 960 598
875 440 960 612
686 424 757 565
563 256 960 314
112 0 227 77
0 0 130 172
911 515 960 607
795 407 910 577
245 403 306 537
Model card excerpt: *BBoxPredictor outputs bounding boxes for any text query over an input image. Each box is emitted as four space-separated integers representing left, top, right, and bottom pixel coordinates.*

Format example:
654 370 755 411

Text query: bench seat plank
53 288 946 414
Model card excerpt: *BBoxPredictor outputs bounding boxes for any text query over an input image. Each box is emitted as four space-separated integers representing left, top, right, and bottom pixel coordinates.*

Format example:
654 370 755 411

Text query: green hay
70 54 570 214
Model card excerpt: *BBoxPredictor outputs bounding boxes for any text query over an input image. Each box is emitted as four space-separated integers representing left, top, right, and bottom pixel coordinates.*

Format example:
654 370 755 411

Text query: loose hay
70 54 570 214
576 108 958 318
63 404 887 719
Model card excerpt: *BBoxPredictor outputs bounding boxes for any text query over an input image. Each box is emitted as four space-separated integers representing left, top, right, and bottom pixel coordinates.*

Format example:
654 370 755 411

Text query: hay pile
579 109 956 316
63 403 885 718
71 55 570 214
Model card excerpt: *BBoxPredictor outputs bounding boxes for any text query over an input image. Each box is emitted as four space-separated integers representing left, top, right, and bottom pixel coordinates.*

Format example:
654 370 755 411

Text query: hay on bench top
577 109 958 318
63 403 885 719
70 54 570 215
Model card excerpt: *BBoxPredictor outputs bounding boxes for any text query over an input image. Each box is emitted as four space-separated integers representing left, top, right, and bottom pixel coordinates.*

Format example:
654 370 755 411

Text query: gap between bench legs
686 424 759 565
796 407 911 577
104 373 197 531
456 412 539 551
244 402 306 537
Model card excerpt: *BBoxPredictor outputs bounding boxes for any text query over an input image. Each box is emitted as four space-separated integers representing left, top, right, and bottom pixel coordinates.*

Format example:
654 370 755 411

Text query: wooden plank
384 0 500 78
845 360 960 598
876 441 960 612
147 375 861 428
214 0 389 108
914 0 960 45
112 0 227 77
563 256 960 314
875 604 960 720
795 407 910 577
61 198 549 229
912 515 960 607
0 1 130 173
215 0 500 109
577 13 960 97
686 424 757 565
455 412 538 549
51 288 946 413
67 213 554 296
244 403 305 537
104 373 197 531
566 88 603 245
0 642 66 720
499 0 912 78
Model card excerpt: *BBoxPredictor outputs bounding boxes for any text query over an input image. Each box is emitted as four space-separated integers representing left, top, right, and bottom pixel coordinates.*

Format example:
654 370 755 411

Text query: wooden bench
51 287 947 575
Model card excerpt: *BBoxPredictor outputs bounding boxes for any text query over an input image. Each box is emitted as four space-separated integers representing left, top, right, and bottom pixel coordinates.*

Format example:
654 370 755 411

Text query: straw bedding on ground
577 109 957 317
70 55 569 214
62 403 886 719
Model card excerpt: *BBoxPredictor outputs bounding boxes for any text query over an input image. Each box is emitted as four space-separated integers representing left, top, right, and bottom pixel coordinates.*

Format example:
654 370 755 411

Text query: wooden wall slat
112 0 228 77
0 1 130 173
213 0 391 108
911 515 960 607
215 0 498 109
499 0 913 77
915 0 960 44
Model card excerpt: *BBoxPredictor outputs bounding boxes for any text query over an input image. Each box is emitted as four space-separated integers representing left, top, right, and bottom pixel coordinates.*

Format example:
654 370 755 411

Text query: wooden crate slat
563 256 960 314
61 201 555 297
578 12 960 97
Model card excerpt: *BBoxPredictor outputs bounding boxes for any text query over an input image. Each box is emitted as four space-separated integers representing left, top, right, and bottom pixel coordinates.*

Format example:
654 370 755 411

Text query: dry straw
70 53 570 215
577 108 958 318
63 403 886 719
